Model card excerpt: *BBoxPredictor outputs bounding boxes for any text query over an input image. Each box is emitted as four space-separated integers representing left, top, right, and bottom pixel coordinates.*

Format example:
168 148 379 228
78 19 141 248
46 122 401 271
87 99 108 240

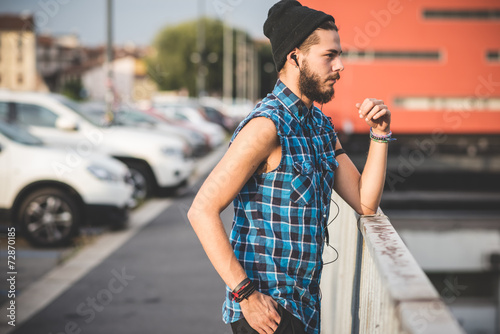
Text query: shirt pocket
290 159 316 206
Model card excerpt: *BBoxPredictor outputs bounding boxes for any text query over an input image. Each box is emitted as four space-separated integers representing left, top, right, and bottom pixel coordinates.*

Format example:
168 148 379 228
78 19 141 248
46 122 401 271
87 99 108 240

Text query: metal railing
320 192 465 334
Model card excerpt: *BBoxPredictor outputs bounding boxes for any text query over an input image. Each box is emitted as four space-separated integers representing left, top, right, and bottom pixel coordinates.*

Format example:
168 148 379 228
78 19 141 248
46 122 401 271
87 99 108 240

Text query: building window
423 9 500 20
343 50 441 61
486 50 500 62
17 74 23 85
17 33 23 63
393 97 500 111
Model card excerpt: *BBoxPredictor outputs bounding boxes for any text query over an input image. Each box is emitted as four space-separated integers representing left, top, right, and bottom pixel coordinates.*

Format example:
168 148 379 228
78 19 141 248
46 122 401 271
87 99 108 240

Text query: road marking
189 143 228 185
0 198 171 334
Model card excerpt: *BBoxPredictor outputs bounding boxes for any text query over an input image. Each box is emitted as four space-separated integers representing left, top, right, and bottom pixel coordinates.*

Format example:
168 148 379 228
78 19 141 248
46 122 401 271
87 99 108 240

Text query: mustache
327 73 341 81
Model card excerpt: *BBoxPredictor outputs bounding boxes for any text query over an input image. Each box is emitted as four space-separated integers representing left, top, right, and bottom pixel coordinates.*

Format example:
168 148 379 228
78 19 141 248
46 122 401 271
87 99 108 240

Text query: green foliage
61 78 85 101
147 17 277 98
147 18 225 96
256 42 276 98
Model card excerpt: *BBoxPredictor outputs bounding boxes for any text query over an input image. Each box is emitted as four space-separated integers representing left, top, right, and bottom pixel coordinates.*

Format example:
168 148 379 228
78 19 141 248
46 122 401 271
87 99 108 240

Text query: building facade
303 0 500 134
0 15 45 92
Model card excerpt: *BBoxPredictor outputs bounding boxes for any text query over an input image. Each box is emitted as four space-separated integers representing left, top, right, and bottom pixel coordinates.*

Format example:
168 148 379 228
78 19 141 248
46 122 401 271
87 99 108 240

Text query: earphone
291 54 300 68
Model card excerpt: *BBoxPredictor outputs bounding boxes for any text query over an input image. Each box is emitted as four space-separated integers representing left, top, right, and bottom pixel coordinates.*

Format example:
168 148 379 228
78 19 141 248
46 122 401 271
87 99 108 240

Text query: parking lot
0 144 229 333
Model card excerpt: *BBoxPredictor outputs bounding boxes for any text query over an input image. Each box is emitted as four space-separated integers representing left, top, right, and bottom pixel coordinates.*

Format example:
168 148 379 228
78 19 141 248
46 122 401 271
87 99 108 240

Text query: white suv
0 91 194 201
0 121 134 247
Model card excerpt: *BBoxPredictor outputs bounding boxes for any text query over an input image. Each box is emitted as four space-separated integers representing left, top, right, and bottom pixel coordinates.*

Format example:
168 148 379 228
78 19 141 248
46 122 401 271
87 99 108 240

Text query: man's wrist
370 127 396 143
231 278 256 303
371 127 391 136
239 290 258 306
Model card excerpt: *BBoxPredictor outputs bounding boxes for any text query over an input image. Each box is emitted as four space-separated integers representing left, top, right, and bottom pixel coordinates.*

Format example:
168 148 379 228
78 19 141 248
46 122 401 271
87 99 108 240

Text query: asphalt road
10 177 234 334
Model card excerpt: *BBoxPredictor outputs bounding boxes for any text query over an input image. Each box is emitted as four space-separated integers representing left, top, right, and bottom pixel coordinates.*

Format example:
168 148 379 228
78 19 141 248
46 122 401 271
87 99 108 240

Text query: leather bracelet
231 279 256 303
232 278 250 294
233 283 255 303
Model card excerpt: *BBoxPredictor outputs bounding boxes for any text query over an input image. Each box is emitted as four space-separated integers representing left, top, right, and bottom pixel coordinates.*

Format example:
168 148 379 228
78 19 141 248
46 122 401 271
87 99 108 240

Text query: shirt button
323 214 327 218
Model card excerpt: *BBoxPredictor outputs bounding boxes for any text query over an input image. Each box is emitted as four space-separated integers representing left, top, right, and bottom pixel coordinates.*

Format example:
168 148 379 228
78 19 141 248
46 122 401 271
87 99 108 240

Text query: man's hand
239 291 281 334
356 98 391 134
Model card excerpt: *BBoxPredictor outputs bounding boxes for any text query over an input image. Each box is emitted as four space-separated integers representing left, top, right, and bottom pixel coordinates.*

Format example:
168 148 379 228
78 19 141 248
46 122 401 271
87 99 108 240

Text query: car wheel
17 188 81 247
125 161 155 202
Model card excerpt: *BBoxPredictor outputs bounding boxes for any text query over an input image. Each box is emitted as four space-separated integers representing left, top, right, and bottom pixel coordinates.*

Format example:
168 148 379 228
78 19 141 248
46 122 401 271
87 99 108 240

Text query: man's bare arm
187 117 282 334
333 98 391 215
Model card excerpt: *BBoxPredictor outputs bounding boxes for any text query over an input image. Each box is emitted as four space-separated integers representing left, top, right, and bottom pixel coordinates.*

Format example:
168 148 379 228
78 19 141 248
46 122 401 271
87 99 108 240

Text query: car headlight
87 165 120 182
161 146 184 157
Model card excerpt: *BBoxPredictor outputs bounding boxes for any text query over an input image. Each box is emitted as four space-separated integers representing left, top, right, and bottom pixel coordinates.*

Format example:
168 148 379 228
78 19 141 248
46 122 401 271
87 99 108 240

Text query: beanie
264 0 335 71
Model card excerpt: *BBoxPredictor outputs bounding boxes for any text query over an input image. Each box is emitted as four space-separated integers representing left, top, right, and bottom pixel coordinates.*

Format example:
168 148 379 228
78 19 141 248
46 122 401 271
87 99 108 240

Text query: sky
0 0 278 46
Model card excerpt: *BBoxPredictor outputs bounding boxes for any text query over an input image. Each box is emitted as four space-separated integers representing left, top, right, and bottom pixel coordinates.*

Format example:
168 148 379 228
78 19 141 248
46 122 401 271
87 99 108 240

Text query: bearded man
188 1 393 333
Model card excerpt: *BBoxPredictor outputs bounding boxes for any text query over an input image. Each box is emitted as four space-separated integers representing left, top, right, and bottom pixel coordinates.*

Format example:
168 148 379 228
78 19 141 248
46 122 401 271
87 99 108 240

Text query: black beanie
264 0 335 71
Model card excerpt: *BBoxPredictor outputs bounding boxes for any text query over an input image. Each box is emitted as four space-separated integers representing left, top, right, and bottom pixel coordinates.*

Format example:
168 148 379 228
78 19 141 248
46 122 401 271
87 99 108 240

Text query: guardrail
320 192 465 334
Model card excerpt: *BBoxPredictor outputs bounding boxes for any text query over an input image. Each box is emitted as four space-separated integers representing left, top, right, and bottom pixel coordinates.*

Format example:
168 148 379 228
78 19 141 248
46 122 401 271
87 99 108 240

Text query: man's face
298 29 344 104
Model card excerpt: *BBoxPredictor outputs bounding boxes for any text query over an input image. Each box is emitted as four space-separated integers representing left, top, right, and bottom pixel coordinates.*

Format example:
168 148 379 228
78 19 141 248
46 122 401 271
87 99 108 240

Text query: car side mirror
56 117 79 131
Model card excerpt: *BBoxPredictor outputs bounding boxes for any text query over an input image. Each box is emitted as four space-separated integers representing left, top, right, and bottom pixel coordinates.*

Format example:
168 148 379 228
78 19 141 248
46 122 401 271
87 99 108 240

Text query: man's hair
298 20 338 54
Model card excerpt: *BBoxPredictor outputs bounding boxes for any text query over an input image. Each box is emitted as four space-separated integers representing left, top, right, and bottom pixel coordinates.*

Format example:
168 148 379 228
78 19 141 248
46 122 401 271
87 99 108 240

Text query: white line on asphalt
189 143 228 186
0 145 227 333
0 198 171 334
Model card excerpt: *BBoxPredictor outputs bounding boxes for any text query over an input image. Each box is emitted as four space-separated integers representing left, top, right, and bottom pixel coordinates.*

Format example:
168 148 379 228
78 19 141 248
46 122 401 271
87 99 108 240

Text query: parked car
0 121 134 247
153 101 226 148
197 104 238 133
141 107 214 152
80 102 210 157
0 91 194 202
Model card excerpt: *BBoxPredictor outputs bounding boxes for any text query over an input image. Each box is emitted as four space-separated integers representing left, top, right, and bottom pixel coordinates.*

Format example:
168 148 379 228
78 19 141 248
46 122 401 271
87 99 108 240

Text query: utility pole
105 0 114 116
197 0 206 98
236 31 247 101
223 14 233 105
248 43 257 103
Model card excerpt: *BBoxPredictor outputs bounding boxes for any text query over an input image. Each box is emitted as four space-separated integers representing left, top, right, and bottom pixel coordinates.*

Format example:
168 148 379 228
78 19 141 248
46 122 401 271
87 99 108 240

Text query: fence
320 192 465 334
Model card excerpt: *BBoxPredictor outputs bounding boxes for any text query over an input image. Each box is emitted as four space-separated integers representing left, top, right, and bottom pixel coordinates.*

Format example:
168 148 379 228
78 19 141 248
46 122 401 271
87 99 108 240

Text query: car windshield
119 109 159 124
53 95 103 127
0 121 43 146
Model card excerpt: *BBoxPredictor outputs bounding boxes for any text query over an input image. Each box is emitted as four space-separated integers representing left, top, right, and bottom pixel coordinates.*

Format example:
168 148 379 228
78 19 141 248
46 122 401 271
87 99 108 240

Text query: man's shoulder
252 93 283 114
243 94 289 125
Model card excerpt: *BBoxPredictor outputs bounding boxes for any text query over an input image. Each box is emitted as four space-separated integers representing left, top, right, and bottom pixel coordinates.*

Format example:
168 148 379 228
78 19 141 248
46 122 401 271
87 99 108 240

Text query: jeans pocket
230 317 259 334
273 304 287 333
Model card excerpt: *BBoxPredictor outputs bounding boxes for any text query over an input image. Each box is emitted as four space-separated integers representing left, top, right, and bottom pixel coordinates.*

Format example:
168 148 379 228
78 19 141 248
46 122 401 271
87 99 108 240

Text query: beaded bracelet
370 128 396 143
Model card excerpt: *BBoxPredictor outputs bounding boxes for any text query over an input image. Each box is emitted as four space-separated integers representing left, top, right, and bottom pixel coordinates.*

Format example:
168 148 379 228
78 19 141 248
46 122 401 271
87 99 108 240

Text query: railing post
350 228 363 334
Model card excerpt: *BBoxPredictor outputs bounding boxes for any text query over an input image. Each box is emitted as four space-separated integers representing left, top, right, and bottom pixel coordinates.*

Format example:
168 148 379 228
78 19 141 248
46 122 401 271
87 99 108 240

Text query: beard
298 61 340 104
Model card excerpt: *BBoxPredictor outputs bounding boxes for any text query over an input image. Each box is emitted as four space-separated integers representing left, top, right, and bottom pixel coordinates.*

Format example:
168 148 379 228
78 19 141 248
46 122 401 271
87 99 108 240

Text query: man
188 1 392 333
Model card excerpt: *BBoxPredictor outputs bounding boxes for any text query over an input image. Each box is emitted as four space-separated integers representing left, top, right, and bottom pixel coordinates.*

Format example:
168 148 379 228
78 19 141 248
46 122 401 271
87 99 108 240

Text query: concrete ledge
359 214 438 302
359 214 465 334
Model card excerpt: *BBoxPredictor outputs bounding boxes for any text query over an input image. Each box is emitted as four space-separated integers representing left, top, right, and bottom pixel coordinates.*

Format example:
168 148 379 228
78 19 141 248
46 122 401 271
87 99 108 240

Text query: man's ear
287 49 301 69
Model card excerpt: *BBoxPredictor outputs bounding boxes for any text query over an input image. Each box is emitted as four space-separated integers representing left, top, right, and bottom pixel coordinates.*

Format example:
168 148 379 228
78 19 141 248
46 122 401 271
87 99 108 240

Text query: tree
61 78 85 101
146 18 224 97
146 17 276 99
256 41 276 99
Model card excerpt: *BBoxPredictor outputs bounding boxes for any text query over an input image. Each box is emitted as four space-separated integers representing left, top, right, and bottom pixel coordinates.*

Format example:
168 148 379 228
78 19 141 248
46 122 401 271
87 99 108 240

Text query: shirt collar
272 79 313 121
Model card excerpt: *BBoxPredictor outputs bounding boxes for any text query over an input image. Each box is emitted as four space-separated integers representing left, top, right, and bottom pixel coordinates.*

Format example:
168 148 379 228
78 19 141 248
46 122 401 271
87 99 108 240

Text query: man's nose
334 57 344 72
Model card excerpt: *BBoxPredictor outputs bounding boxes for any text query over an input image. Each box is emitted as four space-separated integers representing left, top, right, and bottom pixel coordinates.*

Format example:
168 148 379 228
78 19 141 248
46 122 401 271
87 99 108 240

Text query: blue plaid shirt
222 80 339 334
